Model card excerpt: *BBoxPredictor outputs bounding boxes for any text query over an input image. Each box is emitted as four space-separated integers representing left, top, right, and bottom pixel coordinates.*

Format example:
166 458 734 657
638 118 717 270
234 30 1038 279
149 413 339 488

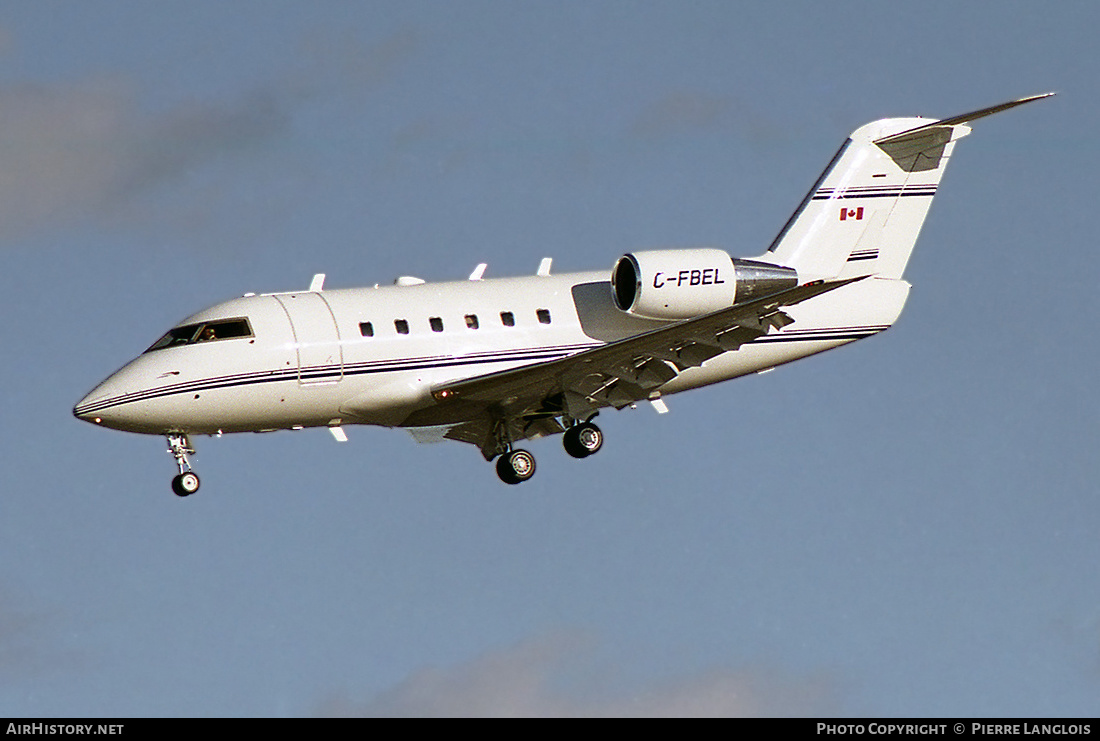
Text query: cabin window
429 317 444 332
359 322 374 337
145 317 253 352
394 319 410 335
500 311 515 327
536 309 551 324
465 314 479 329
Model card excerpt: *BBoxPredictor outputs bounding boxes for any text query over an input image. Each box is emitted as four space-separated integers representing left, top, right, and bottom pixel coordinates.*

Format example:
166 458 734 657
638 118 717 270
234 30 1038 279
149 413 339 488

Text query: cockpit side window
145 317 253 352
146 324 202 351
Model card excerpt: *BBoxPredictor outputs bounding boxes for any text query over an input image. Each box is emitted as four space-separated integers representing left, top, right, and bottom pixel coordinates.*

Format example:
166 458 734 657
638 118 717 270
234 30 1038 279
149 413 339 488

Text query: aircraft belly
339 373 434 427
659 337 859 394
658 278 908 395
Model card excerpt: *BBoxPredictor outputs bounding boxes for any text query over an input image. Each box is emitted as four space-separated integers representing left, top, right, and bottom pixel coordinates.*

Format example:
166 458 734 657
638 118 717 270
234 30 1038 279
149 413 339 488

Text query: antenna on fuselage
468 263 488 280
309 273 325 292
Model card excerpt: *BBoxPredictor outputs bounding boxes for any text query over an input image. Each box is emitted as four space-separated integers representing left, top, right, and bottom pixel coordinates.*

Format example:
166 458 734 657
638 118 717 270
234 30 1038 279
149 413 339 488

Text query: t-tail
764 93 1054 281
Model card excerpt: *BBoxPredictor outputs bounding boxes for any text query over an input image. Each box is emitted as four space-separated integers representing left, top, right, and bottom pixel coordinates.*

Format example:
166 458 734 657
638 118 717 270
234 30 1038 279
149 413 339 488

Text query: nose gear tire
172 472 201 497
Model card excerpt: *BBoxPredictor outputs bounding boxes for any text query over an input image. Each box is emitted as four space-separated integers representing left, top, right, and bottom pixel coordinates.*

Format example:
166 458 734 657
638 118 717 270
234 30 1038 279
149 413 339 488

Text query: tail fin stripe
813 185 937 199
816 184 938 194
847 250 879 262
811 190 936 201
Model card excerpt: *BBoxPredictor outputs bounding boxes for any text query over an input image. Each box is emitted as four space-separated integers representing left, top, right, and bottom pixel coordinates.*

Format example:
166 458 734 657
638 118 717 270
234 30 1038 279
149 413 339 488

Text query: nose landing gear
166 434 200 497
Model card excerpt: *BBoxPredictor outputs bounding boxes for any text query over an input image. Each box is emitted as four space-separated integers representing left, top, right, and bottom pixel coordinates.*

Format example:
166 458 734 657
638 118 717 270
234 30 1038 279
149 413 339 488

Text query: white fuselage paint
73 268 909 438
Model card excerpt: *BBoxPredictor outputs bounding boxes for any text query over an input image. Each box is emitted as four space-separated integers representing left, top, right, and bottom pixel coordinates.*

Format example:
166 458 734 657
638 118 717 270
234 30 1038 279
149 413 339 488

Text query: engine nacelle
611 248 798 320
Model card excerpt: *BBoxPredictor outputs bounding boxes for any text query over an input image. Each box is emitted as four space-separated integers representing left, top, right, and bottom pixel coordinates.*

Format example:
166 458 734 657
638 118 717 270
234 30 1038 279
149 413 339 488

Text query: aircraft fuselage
73 269 906 438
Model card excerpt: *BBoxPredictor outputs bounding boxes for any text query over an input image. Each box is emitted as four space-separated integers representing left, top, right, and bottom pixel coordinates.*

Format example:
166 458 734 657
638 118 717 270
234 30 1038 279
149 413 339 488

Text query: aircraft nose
73 392 95 421
73 365 149 431
73 383 120 427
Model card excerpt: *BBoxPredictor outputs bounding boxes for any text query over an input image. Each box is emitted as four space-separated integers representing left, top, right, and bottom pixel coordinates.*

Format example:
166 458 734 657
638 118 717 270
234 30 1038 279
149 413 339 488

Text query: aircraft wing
426 276 865 459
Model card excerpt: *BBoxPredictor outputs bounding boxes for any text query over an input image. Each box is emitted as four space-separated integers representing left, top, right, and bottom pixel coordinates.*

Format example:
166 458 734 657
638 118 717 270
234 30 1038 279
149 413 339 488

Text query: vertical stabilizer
765 94 1053 281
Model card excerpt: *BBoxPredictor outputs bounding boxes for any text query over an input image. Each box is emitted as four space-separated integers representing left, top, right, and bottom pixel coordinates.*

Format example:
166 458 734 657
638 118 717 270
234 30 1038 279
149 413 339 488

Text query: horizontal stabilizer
874 93 1055 172
875 92 1055 145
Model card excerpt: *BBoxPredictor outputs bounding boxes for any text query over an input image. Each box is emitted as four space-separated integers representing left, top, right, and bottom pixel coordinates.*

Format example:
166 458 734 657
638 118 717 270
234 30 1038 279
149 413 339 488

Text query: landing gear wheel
563 422 603 459
166 434 199 497
496 449 537 485
171 471 201 497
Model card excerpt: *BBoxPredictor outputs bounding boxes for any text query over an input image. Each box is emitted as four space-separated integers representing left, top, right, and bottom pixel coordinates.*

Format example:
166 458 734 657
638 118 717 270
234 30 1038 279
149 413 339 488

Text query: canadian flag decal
840 206 864 221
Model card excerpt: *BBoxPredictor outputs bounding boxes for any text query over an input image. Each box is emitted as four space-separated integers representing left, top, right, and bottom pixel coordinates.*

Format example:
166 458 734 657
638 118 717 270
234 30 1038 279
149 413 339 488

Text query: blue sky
1 1 1096 717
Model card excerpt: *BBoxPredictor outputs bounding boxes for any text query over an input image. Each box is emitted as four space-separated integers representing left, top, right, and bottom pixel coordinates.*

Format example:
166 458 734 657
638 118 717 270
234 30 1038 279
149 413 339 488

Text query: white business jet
74 94 1051 495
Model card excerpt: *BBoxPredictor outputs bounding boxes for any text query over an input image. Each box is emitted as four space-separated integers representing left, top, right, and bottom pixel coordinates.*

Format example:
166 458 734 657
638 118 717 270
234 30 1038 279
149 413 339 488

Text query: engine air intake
611 248 797 320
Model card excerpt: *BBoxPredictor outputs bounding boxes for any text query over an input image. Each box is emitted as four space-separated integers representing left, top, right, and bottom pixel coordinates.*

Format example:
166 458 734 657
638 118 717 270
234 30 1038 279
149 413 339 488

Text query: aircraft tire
563 422 603 459
172 472 201 497
496 449 536 485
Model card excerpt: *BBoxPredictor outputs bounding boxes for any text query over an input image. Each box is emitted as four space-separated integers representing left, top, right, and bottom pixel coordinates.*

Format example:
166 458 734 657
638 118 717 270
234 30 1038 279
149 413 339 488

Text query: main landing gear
493 421 604 485
496 448 536 485
562 421 603 459
166 434 200 497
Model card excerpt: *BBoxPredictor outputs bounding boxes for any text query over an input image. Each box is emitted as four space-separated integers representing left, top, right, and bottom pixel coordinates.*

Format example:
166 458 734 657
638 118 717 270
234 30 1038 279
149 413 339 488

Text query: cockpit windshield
145 317 253 353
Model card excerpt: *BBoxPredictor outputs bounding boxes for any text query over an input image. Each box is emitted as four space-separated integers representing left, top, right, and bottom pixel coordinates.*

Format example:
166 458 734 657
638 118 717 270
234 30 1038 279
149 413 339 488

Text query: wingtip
1013 91 1057 107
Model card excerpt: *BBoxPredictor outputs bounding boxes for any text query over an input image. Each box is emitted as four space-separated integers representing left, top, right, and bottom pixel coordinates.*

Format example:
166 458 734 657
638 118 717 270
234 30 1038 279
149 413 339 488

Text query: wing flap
430 277 865 442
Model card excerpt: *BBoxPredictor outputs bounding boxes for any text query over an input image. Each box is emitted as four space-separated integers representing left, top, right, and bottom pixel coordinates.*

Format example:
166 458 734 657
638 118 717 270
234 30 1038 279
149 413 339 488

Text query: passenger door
273 293 344 384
